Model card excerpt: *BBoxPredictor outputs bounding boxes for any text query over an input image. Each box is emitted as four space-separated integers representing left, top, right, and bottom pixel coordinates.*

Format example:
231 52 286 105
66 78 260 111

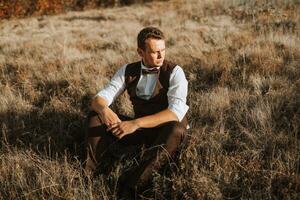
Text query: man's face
138 38 166 68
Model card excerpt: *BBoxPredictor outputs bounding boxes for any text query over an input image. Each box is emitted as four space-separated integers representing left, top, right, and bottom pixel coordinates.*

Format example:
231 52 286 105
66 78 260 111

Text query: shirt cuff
168 103 189 121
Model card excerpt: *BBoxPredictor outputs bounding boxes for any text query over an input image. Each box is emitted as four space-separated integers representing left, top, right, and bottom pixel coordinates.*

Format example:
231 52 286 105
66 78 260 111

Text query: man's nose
157 51 162 59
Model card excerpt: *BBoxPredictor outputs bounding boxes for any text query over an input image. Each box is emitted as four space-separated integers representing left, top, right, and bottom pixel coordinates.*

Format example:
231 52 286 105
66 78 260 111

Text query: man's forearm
91 96 121 127
91 96 109 114
133 109 179 129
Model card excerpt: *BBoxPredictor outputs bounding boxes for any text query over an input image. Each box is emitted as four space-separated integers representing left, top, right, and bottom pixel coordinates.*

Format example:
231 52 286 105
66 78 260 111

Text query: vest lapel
150 69 163 99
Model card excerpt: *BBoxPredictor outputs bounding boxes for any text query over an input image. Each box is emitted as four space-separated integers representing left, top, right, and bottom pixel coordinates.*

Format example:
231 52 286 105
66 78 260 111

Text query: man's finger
113 129 123 138
113 128 124 136
110 127 124 137
117 132 126 139
110 127 119 133
112 119 121 125
106 123 119 131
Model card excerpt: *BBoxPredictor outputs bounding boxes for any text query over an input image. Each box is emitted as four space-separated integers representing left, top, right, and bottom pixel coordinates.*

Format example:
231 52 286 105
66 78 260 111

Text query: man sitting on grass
84 26 189 198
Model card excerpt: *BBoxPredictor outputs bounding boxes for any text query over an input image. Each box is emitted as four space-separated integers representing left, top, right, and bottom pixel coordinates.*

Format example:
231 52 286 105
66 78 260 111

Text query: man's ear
137 48 144 57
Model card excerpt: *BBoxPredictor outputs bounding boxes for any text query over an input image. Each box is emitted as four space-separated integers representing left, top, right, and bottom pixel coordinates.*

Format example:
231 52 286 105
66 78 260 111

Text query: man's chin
145 61 164 68
155 61 164 67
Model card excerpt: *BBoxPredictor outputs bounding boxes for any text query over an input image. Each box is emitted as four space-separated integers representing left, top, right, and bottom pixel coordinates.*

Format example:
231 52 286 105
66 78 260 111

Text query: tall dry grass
0 0 300 199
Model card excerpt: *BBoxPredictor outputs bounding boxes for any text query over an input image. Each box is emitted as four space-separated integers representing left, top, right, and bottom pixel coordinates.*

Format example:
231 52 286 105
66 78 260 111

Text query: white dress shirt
96 61 189 121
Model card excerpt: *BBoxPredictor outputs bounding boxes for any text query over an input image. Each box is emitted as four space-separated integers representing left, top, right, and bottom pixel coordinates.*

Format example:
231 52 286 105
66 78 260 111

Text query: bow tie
141 67 160 75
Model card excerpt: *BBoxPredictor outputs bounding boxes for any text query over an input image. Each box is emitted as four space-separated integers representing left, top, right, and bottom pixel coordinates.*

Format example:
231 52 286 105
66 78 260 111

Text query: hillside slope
0 0 299 199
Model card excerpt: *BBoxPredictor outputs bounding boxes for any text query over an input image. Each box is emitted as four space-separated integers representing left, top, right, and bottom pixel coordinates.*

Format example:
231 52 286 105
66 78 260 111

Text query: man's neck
141 60 161 69
141 60 149 68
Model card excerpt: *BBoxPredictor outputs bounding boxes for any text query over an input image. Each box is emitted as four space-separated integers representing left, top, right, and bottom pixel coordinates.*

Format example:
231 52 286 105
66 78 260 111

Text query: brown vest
125 60 188 127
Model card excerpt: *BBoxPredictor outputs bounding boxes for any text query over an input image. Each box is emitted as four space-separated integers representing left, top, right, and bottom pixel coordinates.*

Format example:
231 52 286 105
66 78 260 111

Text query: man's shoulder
161 60 179 73
123 61 142 85
124 61 141 76
126 61 141 69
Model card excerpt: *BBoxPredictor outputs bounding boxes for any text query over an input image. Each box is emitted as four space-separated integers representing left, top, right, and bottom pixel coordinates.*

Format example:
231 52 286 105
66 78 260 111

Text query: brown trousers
84 112 187 192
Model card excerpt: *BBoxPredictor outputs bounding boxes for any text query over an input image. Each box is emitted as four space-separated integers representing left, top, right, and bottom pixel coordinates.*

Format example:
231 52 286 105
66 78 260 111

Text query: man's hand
107 120 140 139
98 107 121 127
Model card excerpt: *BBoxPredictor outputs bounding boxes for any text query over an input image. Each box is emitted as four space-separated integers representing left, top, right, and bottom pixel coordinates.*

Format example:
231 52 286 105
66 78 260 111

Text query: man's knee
89 115 102 128
164 121 186 140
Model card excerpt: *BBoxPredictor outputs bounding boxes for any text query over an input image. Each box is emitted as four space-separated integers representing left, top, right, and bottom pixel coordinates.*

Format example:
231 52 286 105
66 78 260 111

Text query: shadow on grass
0 80 93 162
0 109 87 161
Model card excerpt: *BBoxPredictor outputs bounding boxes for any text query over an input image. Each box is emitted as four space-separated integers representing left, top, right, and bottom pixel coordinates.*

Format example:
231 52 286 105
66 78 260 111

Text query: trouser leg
84 112 135 177
120 121 187 192
84 125 117 176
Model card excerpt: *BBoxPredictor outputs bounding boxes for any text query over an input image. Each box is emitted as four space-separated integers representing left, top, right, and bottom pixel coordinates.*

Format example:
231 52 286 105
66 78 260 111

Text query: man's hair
137 27 165 50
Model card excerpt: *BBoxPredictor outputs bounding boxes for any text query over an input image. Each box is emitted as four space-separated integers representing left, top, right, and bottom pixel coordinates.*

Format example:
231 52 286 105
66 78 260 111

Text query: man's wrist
97 106 109 114
133 119 141 129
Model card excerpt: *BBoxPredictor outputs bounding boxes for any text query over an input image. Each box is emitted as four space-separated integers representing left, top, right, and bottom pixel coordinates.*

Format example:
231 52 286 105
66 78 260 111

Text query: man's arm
91 95 109 113
134 108 178 128
107 108 178 139
91 96 121 127
90 65 127 127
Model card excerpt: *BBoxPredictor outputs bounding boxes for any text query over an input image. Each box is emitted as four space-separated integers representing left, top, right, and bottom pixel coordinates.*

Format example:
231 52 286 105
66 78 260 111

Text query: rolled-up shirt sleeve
95 64 127 106
167 65 189 121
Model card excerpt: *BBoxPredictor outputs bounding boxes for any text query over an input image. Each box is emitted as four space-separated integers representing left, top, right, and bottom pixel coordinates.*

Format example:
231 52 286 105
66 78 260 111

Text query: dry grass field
0 0 300 199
